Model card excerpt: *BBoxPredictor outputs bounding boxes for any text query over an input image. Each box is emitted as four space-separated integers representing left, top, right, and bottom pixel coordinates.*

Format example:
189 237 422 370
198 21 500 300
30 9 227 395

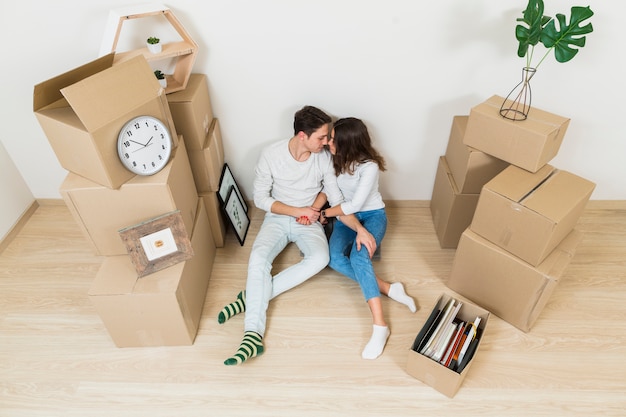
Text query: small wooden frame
218 163 248 212
224 186 250 246
118 210 193 277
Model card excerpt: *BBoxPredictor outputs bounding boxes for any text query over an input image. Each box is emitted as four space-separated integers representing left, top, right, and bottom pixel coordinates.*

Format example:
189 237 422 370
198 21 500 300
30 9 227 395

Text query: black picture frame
224 185 250 246
218 163 248 212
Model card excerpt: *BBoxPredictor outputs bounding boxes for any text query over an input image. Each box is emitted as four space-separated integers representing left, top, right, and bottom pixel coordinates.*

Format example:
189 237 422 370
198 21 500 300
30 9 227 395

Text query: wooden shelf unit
99 4 198 94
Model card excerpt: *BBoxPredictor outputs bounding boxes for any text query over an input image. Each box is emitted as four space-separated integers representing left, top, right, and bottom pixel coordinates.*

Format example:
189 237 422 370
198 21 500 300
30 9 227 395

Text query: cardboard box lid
33 54 115 112
60 55 163 132
485 164 595 222
486 164 554 203
524 170 596 221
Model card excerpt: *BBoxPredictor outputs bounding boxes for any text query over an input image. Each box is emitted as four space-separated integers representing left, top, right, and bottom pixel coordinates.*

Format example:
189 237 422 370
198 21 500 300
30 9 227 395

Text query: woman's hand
355 226 377 258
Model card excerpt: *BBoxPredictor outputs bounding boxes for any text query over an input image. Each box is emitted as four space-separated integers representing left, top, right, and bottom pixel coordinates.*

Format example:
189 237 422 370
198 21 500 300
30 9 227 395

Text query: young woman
321 117 417 360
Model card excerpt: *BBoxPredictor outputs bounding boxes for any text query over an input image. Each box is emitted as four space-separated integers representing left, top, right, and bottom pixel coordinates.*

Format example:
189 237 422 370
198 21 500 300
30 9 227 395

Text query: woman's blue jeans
328 209 387 301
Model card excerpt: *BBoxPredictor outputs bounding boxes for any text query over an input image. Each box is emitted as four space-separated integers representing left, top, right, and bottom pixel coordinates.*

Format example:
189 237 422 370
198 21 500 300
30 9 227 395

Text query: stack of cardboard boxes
33 54 218 347
447 95 595 332
412 95 595 397
166 73 229 248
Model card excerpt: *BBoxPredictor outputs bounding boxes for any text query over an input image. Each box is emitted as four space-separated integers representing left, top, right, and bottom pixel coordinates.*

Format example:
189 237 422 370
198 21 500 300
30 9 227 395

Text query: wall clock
117 115 172 175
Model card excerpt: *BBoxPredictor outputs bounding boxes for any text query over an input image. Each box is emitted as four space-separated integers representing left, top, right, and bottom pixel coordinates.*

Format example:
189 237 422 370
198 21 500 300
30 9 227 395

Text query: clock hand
129 139 146 146
144 136 154 146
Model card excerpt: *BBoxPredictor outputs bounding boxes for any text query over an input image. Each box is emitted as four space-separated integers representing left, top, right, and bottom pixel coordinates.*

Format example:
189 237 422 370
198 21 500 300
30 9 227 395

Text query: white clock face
117 116 172 176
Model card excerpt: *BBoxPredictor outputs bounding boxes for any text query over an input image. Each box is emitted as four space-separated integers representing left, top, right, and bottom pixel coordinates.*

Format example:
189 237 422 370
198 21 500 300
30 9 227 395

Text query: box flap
524 171 596 221
33 54 115 112
486 164 554 202
61 55 162 132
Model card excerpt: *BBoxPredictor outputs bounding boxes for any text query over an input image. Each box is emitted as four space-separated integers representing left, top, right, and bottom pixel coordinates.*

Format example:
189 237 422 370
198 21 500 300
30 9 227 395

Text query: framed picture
118 210 194 277
224 185 250 246
218 163 248 212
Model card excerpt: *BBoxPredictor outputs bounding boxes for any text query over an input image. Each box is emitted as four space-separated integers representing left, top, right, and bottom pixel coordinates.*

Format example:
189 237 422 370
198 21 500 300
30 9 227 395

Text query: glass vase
499 67 536 121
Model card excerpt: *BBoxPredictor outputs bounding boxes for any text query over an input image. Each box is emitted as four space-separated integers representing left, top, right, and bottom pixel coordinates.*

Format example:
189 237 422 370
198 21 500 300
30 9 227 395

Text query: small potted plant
146 36 162 54
154 70 167 88
500 0 594 120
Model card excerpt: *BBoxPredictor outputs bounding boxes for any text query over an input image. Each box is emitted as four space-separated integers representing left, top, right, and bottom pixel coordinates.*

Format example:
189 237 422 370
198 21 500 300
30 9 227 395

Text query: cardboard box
471 164 595 266
406 293 490 398
445 115 509 193
33 54 178 189
430 156 479 249
60 138 198 256
199 191 227 248
447 228 583 332
89 198 216 347
187 119 225 192
464 95 570 172
167 74 214 151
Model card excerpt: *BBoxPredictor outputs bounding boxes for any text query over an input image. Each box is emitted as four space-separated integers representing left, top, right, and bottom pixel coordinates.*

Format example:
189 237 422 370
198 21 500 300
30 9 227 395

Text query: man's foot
362 324 390 360
218 291 246 324
224 331 264 365
388 282 417 313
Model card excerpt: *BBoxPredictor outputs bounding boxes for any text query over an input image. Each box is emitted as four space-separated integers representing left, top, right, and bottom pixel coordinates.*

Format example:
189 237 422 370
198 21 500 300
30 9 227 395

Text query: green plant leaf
515 0 551 58
540 6 594 63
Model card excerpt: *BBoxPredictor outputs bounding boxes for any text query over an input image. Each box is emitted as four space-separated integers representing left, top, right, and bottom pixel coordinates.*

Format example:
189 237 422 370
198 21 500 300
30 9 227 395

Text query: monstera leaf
515 0 551 59
514 0 594 69
540 6 594 63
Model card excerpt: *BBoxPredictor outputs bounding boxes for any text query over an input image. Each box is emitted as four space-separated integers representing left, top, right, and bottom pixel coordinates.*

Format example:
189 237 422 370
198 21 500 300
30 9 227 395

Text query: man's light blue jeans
244 213 330 337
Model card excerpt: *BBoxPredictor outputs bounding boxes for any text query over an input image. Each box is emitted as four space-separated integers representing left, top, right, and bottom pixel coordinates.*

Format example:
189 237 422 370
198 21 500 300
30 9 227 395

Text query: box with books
406 294 490 398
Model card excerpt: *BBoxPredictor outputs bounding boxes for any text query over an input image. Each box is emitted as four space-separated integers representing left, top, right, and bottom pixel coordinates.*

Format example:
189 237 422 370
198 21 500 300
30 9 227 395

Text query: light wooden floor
1 201 625 417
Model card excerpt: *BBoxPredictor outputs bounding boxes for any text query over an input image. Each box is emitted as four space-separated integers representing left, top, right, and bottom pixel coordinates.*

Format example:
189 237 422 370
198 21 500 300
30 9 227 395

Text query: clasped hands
295 207 377 259
295 206 321 225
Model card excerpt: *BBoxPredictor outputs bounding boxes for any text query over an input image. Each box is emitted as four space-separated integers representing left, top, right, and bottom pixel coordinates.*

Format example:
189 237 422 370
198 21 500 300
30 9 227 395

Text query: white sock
362 324 390 360
388 282 417 313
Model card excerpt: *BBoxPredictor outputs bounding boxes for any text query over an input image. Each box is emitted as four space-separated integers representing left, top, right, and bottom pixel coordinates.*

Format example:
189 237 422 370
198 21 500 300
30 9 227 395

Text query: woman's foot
388 282 417 313
362 324 390 359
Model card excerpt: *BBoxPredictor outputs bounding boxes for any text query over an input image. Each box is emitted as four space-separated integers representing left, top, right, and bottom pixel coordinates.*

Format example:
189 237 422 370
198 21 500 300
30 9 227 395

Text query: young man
219 105 375 365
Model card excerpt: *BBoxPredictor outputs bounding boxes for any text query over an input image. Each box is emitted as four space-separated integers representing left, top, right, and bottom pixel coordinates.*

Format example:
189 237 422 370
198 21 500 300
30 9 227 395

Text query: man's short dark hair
293 106 331 136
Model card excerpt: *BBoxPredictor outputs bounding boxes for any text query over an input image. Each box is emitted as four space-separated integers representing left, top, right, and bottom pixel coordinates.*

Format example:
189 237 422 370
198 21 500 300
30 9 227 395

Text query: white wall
0 141 34 241
1 0 623 205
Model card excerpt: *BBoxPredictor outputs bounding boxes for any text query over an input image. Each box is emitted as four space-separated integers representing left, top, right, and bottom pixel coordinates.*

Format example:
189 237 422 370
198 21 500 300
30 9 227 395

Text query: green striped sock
218 291 246 324
224 331 264 366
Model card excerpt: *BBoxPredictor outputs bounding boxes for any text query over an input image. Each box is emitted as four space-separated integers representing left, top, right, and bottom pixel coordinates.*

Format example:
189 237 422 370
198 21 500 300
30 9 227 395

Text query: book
420 297 456 356
440 321 466 367
425 300 463 359
456 316 482 367
455 328 482 373
413 307 442 353
431 320 458 362
448 322 470 370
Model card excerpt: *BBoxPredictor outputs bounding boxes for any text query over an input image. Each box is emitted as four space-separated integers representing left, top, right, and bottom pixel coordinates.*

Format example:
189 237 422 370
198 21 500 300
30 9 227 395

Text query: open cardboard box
463 95 570 173
471 164 595 266
33 54 178 189
406 293 490 398
89 198 215 348
447 228 583 332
